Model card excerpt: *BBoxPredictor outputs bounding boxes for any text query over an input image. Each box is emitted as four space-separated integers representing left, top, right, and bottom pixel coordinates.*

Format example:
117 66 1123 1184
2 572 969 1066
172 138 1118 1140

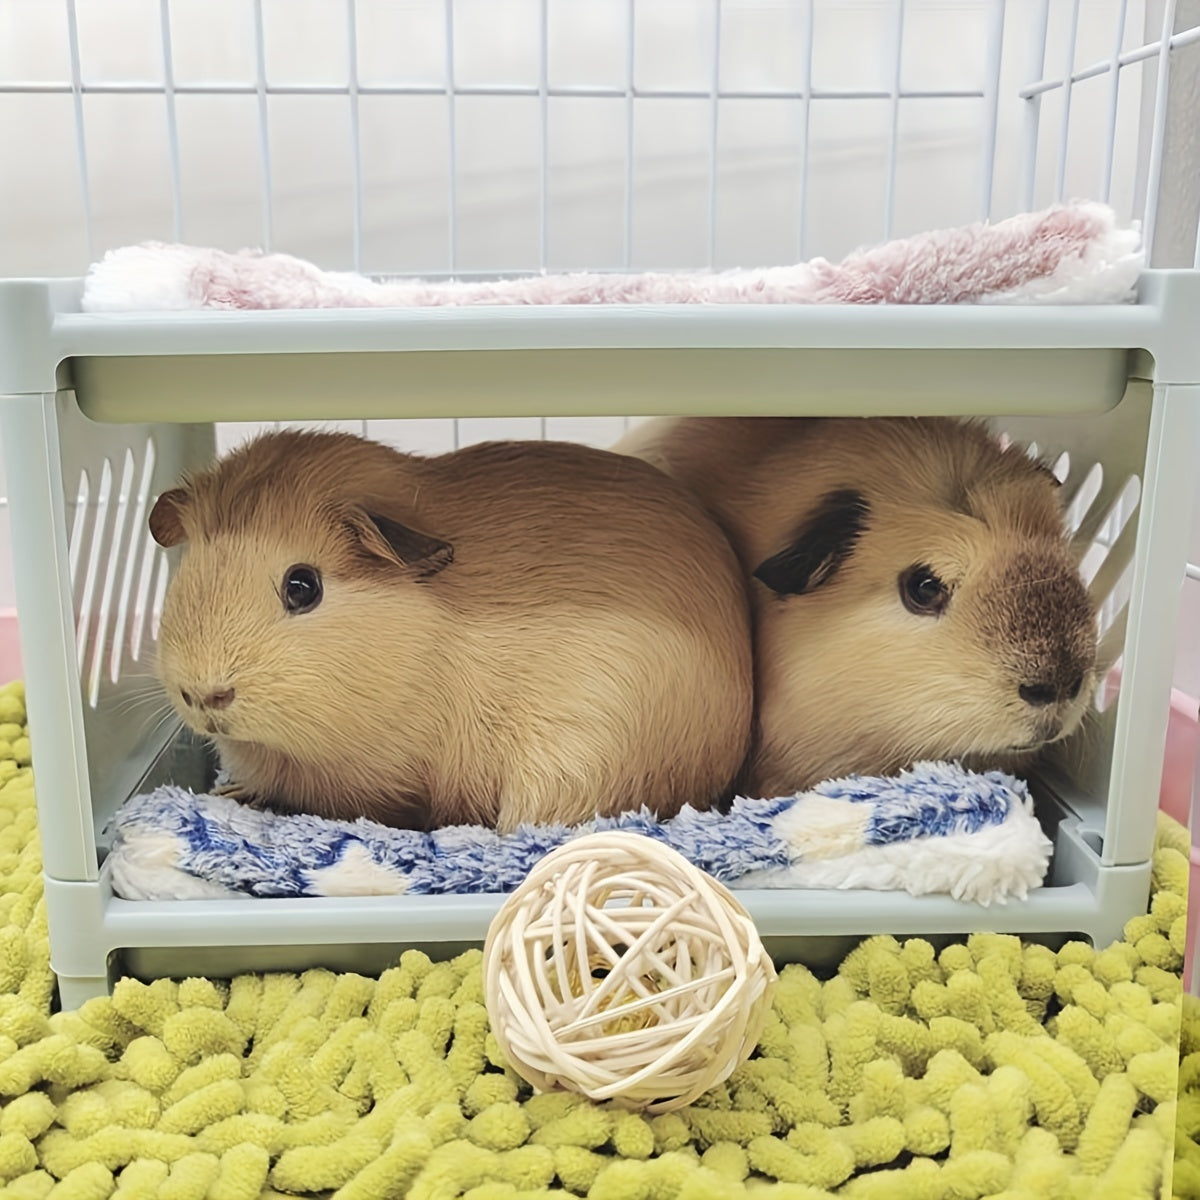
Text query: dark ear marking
350 509 454 578
369 513 455 577
1032 458 1064 488
753 488 869 597
1002 440 1063 489
148 488 190 548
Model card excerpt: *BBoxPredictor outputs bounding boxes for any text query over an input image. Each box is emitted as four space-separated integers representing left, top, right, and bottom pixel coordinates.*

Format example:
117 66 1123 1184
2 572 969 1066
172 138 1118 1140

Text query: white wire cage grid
0 0 1198 275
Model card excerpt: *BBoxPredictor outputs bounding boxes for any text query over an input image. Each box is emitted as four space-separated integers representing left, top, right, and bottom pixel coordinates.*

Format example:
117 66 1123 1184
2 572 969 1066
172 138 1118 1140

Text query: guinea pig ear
148 488 191 548
1032 459 1064 488
348 509 455 579
753 488 869 597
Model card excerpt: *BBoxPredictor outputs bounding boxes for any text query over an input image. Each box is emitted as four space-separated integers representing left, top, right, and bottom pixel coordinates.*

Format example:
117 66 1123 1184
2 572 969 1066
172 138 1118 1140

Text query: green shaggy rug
0 679 1191 1199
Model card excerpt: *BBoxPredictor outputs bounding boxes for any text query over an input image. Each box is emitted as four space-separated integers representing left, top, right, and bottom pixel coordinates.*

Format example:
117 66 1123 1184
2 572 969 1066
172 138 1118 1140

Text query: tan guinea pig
149 429 753 832
615 415 1099 797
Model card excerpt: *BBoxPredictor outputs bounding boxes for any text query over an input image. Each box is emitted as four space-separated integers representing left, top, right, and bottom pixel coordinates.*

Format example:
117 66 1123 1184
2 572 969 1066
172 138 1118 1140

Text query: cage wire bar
795 0 815 258
883 0 906 239
1141 0 1180 253
708 0 722 268
1100 0 1131 203
63 0 94 264
346 0 364 273
538 0 550 272
252 0 273 255
1021 0 1051 212
979 0 1007 220
1052 0 1081 203
622 0 636 267
444 0 458 272
158 0 183 244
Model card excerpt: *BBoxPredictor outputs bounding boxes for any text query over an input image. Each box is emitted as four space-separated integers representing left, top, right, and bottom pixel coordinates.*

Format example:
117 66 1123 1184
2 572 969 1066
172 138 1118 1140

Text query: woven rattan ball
482 831 778 1113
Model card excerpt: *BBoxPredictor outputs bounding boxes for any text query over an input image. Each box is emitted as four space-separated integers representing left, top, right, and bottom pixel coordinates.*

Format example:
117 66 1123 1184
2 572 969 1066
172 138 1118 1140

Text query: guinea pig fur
615 415 1099 798
148 429 753 832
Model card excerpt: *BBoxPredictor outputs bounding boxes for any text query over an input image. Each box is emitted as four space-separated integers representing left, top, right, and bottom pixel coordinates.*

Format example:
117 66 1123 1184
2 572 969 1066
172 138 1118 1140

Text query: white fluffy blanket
81 202 1141 312
108 762 1053 907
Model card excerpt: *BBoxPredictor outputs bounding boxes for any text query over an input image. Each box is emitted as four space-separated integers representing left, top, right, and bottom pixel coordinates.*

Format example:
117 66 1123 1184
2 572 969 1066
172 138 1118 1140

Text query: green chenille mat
0 679 1194 1199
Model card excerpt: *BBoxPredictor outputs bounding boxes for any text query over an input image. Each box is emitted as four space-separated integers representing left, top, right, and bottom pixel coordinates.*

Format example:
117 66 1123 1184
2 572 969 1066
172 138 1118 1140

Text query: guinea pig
615 415 1099 797
148 429 753 832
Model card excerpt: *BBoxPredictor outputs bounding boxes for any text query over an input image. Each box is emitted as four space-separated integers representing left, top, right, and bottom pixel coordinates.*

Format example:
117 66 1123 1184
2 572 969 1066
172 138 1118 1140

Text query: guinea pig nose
203 687 236 711
1019 682 1057 708
180 690 194 708
1065 674 1083 701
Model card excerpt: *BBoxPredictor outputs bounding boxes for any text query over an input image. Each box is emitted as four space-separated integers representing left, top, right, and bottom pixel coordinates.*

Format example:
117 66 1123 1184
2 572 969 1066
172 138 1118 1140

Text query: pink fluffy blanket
82 202 1142 313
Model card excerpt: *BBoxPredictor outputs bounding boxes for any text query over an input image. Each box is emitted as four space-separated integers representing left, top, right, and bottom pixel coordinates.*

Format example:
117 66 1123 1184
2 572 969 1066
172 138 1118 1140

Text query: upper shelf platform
1 270 1197 422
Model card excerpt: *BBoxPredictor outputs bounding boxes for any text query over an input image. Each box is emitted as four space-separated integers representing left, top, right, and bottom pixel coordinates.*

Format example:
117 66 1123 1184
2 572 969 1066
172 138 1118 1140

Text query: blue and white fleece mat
107 762 1052 907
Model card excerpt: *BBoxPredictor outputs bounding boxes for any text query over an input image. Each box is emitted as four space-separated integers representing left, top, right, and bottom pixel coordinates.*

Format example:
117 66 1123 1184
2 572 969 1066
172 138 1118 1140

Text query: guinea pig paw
212 780 264 807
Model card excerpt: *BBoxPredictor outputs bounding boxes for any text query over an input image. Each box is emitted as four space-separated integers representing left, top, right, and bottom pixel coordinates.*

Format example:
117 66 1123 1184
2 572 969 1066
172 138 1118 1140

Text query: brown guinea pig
615 415 1099 797
149 429 752 832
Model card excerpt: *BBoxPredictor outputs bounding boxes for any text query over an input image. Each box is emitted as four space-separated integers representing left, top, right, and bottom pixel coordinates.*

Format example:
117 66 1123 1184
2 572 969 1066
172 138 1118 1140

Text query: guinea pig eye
281 565 323 615
900 565 949 617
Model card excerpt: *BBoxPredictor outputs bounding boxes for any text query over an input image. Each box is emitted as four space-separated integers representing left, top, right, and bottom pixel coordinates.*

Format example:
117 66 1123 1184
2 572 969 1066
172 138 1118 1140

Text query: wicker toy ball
482 831 778 1113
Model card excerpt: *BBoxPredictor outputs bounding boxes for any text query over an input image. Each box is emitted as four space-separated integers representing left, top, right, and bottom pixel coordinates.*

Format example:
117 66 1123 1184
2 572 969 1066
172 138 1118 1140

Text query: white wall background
0 0 1197 691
